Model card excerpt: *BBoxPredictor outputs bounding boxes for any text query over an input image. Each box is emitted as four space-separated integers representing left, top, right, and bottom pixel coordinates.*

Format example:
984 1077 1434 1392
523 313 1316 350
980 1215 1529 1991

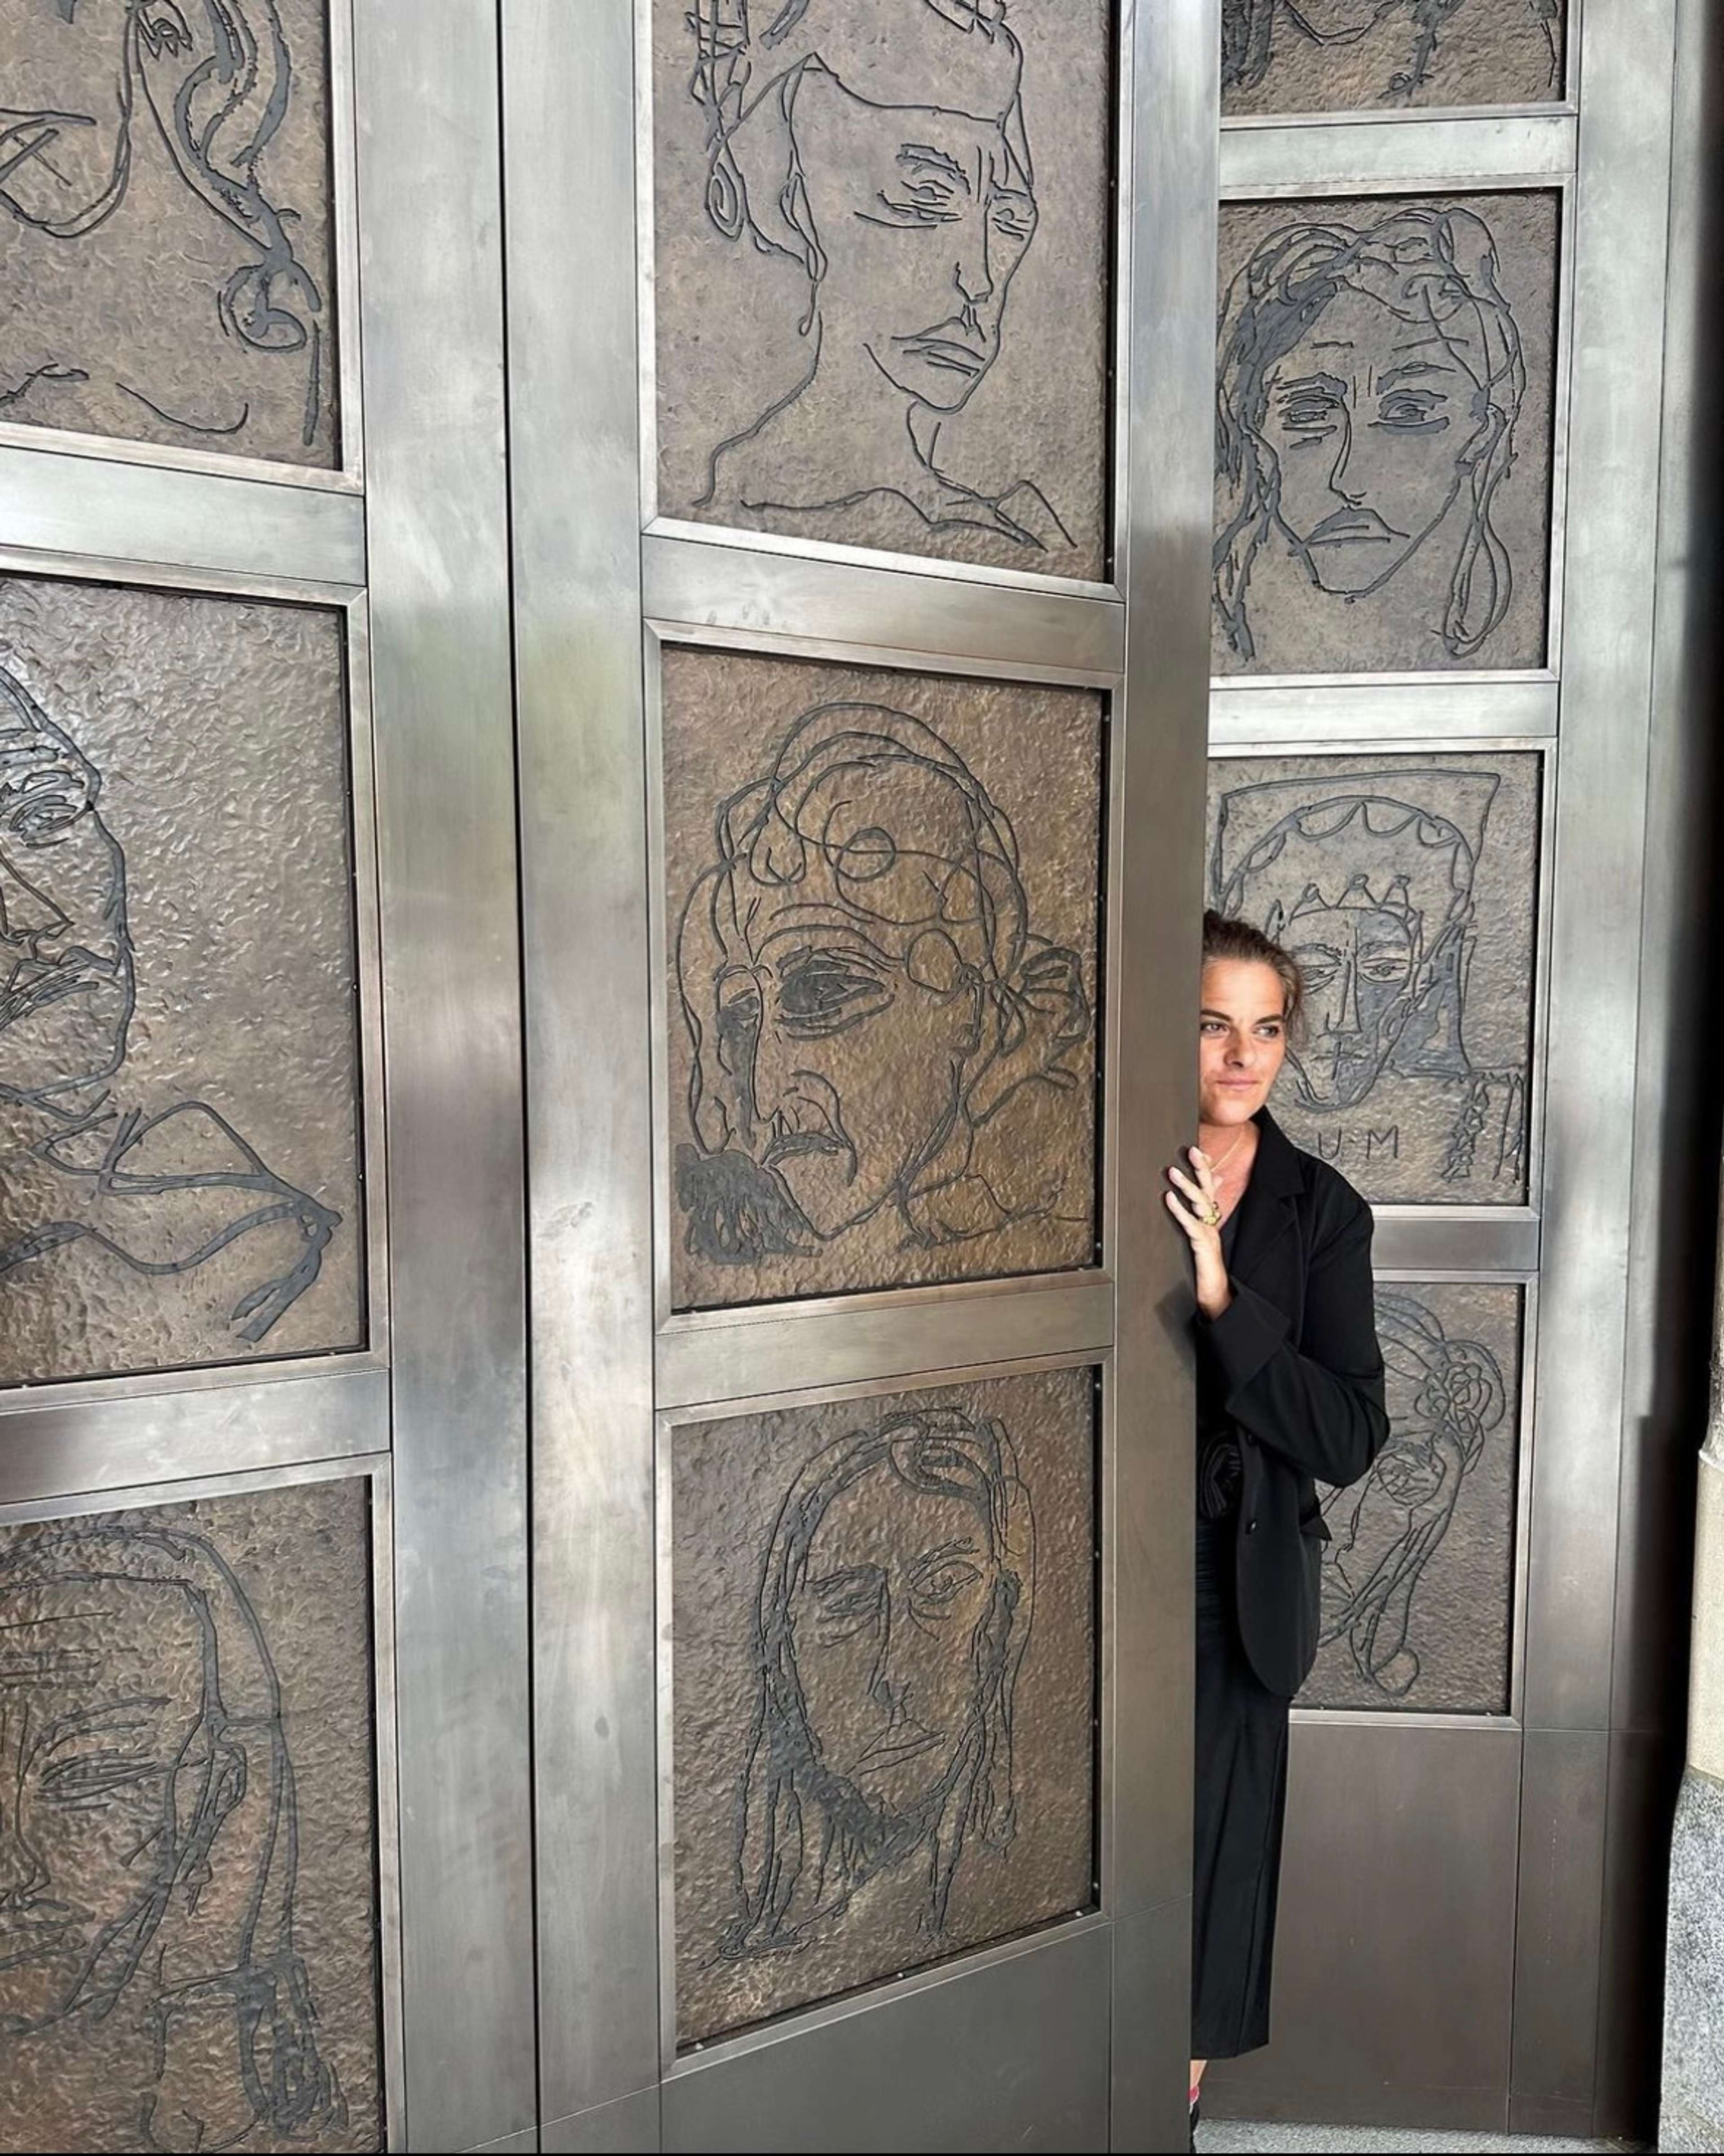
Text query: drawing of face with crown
1214 776 1498 1115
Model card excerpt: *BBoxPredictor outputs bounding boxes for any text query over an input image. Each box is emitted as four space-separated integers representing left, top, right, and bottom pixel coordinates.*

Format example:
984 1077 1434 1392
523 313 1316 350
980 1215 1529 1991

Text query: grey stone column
1663 1235 1724 2150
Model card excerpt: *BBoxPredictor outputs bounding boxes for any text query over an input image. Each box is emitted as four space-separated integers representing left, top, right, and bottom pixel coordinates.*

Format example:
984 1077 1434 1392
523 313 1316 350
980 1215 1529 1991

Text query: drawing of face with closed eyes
0 1576 214 2033
794 1461 1001 1819
0 665 133 1109
793 67 1037 417
1263 288 1475 596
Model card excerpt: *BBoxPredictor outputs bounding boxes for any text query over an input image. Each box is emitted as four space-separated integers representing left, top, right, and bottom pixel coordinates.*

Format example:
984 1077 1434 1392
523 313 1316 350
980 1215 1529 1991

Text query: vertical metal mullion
352 0 534 2144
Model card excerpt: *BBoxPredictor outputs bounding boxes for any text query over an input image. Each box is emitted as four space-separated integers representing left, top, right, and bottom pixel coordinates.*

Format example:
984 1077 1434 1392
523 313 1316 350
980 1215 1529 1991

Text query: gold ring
1202 1201 1222 1228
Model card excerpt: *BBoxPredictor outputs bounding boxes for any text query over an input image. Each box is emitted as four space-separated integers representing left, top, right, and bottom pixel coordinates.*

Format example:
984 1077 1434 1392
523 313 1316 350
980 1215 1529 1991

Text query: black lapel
1226 1109 1305 1294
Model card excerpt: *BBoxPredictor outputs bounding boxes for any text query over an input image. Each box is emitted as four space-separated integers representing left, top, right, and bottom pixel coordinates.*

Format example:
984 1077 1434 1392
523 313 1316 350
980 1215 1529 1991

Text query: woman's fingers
1164 1188 1203 1241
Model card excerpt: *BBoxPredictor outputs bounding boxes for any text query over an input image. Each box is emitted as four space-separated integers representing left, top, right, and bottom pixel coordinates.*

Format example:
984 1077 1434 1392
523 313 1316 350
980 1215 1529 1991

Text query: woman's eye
1375 392 1449 431
990 195 1035 241
914 1559 982 1610
1358 957 1408 982
809 1570 883 1631
1278 397 1341 434
715 980 761 1074
874 188 956 227
40 1754 157 1804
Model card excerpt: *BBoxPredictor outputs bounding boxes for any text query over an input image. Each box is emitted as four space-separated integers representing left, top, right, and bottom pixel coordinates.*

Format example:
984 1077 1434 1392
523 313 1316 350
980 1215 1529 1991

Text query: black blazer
1196 1111 1389 1699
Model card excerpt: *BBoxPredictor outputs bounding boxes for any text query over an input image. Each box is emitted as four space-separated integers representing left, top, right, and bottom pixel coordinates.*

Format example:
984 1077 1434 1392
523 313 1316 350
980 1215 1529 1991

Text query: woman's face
1261 287 1475 596
792 1460 997 1821
1198 958 1288 1126
793 70 1036 414
0 0 143 236
0 1574 213 2032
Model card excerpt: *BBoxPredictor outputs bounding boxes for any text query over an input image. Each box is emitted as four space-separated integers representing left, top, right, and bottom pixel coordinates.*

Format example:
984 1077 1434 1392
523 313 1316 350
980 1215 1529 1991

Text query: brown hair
1201 909 1305 1035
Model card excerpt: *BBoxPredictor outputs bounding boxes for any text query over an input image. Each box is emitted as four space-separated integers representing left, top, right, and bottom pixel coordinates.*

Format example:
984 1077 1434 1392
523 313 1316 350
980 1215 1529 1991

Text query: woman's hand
1165 1146 1233 1321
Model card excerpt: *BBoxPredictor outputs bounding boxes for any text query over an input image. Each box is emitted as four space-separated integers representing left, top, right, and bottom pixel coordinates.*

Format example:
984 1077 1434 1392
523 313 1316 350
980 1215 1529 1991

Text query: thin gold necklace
1204 1126 1250 1184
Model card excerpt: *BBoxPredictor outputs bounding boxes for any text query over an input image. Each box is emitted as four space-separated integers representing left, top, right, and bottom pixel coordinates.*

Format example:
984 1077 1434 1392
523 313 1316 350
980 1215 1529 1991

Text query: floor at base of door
1198 2126 1649 2154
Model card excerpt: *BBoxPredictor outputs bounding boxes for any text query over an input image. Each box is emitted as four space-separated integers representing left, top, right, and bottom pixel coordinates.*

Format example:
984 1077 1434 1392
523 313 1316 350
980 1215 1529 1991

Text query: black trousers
1192 1514 1290 2060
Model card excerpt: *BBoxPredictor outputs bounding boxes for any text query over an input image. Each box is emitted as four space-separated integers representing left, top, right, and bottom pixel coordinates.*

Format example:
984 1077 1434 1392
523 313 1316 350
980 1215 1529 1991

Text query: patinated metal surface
663 645 1102 1311
1213 191 1559 675
651 0 1112 579
1222 0 1565 117
672 1366 1097 2044
0 0 338 466
0 575 361 1384
0 1477 380 2152
1302 1280 1522 1714
1207 750 1540 1203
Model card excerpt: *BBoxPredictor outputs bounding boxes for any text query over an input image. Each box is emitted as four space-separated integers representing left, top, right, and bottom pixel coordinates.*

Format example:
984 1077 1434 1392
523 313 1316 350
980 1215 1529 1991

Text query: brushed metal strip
1369 1210 1541 1275
642 529 1125 673
0 1366 388 1508
0 441 365 585
1209 675 1560 745
655 1276 1114 1410
1219 110 1577 196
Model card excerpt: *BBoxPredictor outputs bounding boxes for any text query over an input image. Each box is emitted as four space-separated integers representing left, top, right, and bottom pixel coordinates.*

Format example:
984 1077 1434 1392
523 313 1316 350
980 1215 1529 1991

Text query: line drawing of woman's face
1279 895 1419 1108
1214 206 1527 663
717 1409 1034 1967
793 1461 1000 1821
0 1576 216 2034
0 674 132 1107
1319 1299 1505 1697
792 67 1036 417
0 0 143 235
1262 288 1476 596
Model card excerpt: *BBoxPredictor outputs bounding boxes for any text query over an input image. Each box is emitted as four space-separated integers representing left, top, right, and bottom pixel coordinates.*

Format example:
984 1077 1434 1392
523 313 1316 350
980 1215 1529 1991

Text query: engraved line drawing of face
0 664 133 1108
1213 768 1498 1113
0 654 341 1345
675 701 1092 1271
1222 0 1561 106
0 1523 346 2147
1215 206 1526 661
686 0 1069 552
1318 1292 1508 1698
0 0 325 448
718 1408 1034 1962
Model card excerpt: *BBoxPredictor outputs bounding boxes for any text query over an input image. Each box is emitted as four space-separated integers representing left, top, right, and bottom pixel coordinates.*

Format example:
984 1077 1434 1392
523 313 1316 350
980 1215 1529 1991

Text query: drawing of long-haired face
1215 206 1524 659
723 1409 1033 1958
1 0 323 440
1320 1294 1506 1695
691 0 1037 417
1222 1 1560 103
1214 772 1496 1112
0 1525 341 2143
0 663 132 1109
677 703 1088 1256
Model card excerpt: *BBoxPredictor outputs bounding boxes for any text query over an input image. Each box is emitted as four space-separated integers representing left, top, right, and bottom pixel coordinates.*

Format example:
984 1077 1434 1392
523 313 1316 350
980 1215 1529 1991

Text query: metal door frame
0 2 537 2148
506 0 1219 2147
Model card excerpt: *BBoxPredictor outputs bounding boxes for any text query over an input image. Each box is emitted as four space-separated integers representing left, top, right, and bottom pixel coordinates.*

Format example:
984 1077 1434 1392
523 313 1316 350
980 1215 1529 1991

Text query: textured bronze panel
1207 750 1540 1202
664 646 1101 1310
1213 192 1559 675
1302 1281 1522 1713
672 1367 1097 2044
0 1477 380 2153
651 0 1112 579
0 575 361 1384
0 0 337 466
1222 0 1565 117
